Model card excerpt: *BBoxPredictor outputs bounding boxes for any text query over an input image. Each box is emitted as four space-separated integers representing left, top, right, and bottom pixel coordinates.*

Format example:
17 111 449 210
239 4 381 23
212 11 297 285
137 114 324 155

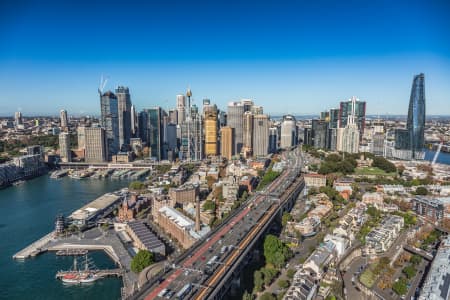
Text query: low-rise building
362 192 384 207
411 196 445 221
304 173 327 188
126 221 165 256
303 241 336 277
283 269 317 300
156 206 197 249
419 235 450 300
365 215 404 254
169 184 199 205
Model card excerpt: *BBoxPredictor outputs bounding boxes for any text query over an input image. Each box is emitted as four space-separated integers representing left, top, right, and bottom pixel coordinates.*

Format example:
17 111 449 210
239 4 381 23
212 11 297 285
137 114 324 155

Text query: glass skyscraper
100 91 119 157
395 73 426 158
407 73 426 156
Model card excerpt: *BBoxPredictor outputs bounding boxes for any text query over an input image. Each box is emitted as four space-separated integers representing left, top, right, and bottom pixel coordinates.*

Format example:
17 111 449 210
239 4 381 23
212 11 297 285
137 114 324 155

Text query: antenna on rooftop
98 74 109 95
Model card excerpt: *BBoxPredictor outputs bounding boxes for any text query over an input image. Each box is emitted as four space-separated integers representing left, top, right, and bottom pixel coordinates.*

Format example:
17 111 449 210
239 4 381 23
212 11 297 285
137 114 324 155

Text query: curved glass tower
407 73 426 157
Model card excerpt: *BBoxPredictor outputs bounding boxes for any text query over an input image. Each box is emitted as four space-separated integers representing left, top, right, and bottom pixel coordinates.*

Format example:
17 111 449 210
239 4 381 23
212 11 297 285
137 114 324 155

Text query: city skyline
1 1 450 115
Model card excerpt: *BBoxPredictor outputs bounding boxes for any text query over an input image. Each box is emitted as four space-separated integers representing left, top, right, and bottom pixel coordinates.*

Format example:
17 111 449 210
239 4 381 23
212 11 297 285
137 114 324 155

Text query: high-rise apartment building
220 126 233 160
60 109 68 130
280 115 297 148
227 101 244 155
85 127 108 162
59 132 71 162
395 73 426 159
14 111 23 126
116 86 132 150
253 114 269 157
339 97 366 134
100 91 119 156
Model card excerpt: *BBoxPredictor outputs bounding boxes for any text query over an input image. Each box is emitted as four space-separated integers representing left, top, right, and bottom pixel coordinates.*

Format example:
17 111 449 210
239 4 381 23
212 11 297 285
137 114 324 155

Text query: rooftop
158 206 195 229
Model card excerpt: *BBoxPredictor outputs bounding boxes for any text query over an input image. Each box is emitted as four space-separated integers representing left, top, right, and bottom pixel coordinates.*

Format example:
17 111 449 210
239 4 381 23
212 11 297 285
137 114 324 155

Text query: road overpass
130 148 304 300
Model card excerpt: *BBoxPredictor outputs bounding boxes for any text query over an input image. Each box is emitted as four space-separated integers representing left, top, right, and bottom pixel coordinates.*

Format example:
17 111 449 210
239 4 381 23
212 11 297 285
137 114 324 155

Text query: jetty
12 232 54 259
56 249 88 256
55 268 124 280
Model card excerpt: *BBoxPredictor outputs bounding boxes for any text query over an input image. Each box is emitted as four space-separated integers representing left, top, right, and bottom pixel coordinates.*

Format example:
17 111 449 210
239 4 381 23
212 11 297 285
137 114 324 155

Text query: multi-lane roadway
136 149 302 300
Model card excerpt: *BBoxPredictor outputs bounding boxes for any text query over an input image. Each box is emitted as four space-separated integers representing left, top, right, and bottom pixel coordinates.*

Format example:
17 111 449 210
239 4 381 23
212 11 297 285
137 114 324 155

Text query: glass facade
100 91 119 156
407 73 426 156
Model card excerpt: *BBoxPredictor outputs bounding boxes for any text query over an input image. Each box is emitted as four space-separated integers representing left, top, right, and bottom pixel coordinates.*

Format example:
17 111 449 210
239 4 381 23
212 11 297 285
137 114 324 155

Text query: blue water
0 176 130 300
424 149 450 165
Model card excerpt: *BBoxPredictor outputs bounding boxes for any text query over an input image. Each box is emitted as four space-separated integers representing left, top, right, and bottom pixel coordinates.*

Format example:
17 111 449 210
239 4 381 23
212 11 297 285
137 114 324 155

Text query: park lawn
355 167 396 176
360 268 376 288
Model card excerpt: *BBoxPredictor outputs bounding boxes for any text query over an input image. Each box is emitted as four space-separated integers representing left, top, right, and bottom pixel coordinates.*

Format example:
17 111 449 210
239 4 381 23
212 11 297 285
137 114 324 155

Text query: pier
12 231 55 259
56 249 88 256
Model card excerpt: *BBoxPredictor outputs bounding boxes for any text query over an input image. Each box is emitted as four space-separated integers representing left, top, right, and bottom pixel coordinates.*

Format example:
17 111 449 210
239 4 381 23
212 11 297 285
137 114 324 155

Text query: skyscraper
58 132 71 162
269 127 278 153
280 115 297 149
85 127 108 163
116 86 132 150
336 97 360 154
204 105 218 156
60 109 68 130
14 111 23 126
339 97 366 134
242 111 254 155
142 107 165 161
227 101 244 155
100 91 119 157
407 73 426 157
77 126 86 150
220 126 233 160
252 114 269 157
312 119 328 149
176 94 186 125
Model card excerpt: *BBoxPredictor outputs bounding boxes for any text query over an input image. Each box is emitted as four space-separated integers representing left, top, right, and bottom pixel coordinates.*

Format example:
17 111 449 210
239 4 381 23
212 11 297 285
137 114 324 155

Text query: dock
13 232 54 259
56 249 88 256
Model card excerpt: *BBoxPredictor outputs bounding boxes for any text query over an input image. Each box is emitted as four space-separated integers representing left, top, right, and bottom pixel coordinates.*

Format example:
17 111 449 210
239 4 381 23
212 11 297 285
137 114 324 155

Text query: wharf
12 231 55 259
55 268 124 279
56 249 88 256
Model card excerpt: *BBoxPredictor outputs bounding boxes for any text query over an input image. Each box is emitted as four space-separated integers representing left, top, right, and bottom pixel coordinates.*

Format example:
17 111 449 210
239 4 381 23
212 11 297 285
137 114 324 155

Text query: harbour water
0 176 130 300
424 149 450 165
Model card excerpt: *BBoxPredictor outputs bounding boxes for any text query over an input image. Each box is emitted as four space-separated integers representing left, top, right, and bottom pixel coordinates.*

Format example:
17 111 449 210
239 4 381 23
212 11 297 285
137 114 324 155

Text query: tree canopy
130 250 154 273
263 235 291 269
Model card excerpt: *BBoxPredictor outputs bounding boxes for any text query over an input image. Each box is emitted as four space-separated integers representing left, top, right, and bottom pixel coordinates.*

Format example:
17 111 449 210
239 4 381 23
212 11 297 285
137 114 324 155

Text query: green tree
202 200 216 211
130 250 154 273
415 186 428 195
264 235 291 268
410 254 421 265
392 278 408 295
260 293 276 300
286 268 296 279
254 270 264 292
278 279 289 289
129 181 145 190
242 291 253 300
261 267 278 286
402 265 417 279
282 212 293 227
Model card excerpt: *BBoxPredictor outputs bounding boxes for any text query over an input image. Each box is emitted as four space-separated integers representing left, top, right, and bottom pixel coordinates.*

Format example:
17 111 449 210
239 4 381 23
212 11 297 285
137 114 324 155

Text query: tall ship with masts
56 255 99 284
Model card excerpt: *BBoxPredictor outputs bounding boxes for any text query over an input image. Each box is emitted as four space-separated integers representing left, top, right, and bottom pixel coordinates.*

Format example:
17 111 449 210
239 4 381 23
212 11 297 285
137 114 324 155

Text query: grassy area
360 268 376 288
354 167 396 176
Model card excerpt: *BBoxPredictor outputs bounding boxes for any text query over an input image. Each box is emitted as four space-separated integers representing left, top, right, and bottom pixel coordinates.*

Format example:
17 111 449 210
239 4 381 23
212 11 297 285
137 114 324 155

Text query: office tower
241 99 254 112
168 109 178 125
77 126 86 150
204 105 218 156
336 97 360 153
327 128 338 151
269 127 278 153
14 111 23 126
312 119 328 149
131 104 138 137
177 94 186 124
303 127 312 145
180 101 203 161
144 107 164 161
59 132 71 162
202 99 211 112
100 91 119 156
329 108 340 129
85 127 108 162
220 126 233 160
60 109 68 130
339 96 366 133
253 114 269 157
138 110 148 144
251 105 263 115
280 115 297 148
242 111 254 156
227 101 244 155
219 111 227 127
165 123 178 161
320 111 330 121
115 86 132 149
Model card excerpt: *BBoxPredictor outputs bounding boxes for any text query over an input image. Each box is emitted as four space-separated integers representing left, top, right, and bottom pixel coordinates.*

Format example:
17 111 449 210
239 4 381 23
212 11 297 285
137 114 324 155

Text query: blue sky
1 0 449 116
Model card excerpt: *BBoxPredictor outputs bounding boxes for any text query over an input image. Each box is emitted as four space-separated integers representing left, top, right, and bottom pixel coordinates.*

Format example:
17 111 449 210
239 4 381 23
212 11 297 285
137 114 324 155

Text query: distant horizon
1 1 450 115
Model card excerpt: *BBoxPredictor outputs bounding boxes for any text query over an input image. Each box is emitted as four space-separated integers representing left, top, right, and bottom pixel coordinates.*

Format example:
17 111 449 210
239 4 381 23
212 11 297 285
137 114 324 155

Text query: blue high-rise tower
407 73 426 156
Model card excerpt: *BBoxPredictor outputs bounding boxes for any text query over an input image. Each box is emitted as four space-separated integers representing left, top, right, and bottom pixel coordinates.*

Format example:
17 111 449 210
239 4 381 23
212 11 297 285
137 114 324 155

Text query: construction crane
98 74 109 95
